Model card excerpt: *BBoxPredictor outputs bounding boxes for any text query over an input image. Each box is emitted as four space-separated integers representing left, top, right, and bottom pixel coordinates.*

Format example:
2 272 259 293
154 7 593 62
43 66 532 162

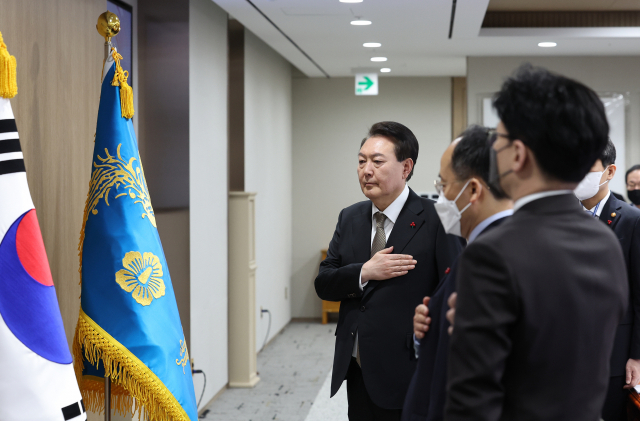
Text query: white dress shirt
582 191 610 218
353 184 410 358
513 190 574 212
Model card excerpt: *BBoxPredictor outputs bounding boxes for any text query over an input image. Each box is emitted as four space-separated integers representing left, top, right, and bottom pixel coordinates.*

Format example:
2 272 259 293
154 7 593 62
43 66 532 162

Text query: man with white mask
576 139 640 421
403 125 513 421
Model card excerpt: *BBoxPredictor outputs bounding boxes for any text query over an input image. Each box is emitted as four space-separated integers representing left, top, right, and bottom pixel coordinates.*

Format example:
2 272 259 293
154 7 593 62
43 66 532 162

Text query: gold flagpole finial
96 11 120 43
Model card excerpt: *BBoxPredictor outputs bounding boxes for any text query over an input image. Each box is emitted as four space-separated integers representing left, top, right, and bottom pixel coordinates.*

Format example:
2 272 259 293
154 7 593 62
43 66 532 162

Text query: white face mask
574 166 610 201
434 179 472 237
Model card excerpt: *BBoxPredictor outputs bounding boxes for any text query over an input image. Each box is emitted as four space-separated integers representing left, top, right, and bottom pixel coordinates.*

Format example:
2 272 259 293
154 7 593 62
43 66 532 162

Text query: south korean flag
0 97 86 420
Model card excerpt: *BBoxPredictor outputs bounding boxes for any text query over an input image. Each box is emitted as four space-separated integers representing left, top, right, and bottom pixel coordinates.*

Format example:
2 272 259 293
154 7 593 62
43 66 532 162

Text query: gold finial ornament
96 11 121 42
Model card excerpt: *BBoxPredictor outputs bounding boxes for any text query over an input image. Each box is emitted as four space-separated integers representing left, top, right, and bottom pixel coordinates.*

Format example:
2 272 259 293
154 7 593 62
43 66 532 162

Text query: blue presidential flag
73 49 197 421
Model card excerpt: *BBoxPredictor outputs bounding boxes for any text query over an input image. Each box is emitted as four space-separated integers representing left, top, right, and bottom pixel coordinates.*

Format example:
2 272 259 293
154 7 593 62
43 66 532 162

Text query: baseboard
290 317 322 323
198 383 227 416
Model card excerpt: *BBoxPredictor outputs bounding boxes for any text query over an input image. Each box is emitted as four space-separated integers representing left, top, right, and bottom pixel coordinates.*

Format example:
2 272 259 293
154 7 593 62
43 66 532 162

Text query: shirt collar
582 190 610 217
513 190 574 212
372 184 410 224
468 209 513 243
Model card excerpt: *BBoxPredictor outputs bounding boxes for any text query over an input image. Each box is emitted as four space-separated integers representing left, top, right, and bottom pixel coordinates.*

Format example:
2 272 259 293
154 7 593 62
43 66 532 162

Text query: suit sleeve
314 210 365 302
434 217 464 281
629 216 640 359
445 242 518 421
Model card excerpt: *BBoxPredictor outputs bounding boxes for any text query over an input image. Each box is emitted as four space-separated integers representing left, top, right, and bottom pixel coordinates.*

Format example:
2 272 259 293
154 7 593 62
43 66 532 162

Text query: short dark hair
626 165 640 183
361 121 419 181
451 125 508 200
599 139 616 167
493 63 609 183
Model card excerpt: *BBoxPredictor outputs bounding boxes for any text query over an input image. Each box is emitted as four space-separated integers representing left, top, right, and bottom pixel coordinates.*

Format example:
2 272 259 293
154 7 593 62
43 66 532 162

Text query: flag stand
95 10 120 421
105 377 111 421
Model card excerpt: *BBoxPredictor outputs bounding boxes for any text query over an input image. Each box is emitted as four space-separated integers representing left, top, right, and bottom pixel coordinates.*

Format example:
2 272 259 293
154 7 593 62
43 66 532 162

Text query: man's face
491 121 516 196
628 170 640 191
438 141 474 235
358 136 409 204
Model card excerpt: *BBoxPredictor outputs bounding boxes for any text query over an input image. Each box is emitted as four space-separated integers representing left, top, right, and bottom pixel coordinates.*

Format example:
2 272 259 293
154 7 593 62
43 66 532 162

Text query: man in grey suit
445 64 629 421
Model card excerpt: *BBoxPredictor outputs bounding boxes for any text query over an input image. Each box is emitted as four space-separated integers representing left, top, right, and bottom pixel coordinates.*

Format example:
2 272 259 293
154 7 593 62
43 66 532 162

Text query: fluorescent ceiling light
380 68 391 73
340 0 363 2
538 42 557 47
371 57 387 62
351 20 372 25
363 42 381 48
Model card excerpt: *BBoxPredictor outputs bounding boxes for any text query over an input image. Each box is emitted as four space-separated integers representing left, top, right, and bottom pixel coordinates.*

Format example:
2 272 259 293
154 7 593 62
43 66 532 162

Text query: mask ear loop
598 165 612 188
453 179 473 213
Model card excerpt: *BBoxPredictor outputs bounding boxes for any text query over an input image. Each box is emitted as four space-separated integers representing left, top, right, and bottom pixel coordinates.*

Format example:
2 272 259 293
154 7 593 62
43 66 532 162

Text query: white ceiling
211 0 640 78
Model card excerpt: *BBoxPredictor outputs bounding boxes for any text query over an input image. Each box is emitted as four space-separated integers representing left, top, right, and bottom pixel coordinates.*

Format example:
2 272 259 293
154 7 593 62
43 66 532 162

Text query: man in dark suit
404 125 513 421
315 121 462 421
445 64 629 421
576 139 640 420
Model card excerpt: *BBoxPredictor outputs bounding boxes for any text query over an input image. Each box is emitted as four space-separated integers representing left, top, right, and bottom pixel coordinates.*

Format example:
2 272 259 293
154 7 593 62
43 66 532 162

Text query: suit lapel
362 190 425 301
598 194 623 231
352 204 373 264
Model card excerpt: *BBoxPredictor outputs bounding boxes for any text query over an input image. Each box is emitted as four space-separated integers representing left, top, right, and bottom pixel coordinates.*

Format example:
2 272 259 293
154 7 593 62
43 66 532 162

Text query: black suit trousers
347 358 402 421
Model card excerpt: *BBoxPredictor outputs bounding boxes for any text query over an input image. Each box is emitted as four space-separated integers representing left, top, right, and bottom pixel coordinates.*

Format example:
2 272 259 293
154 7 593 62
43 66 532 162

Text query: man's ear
511 140 528 173
403 158 414 179
607 164 617 181
469 178 483 204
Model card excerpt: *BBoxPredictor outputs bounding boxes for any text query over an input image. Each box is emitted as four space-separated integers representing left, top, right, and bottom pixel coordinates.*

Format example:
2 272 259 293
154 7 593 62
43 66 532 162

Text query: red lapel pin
608 220 612 225
410 222 416 228
445 267 451 274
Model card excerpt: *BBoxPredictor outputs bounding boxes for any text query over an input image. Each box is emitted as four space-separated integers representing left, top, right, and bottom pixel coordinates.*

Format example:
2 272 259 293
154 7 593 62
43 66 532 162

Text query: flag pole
95 11 120 421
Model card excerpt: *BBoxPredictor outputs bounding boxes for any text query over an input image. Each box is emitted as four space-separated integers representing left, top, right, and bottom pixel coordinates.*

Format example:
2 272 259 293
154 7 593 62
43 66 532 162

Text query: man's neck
581 186 609 211
464 199 513 240
508 178 576 203
372 186 405 212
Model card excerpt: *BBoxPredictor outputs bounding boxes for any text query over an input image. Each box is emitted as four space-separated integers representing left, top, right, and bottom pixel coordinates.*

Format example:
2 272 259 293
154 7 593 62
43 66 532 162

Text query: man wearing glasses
404 125 513 421
627 165 640 209
445 64 629 421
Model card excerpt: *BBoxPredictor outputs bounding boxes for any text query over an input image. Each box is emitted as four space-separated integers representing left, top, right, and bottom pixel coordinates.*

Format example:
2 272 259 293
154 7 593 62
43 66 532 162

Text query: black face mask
488 145 513 198
628 190 640 205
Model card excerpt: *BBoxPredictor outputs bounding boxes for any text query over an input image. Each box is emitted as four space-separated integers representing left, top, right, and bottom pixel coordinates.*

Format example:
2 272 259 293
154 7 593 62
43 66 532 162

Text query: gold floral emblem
84 143 155 227
176 338 189 374
115 251 166 306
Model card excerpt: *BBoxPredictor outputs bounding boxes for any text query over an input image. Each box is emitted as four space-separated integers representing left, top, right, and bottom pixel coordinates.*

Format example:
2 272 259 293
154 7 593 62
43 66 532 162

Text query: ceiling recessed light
538 42 557 48
363 42 381 48
380 68 391 73
351 20 372 26
340 0 363 2
371 57 387 62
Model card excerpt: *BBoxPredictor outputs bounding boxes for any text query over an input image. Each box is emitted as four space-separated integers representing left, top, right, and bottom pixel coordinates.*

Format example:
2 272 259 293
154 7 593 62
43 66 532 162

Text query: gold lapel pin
611 212 617 218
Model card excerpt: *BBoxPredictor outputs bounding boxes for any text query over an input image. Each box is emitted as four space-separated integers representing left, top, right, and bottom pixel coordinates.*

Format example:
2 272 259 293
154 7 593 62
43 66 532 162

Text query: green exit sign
355 73 378 96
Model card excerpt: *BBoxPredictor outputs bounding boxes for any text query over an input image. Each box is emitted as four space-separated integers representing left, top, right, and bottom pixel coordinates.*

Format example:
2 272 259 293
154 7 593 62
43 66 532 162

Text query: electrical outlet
285 287 288 299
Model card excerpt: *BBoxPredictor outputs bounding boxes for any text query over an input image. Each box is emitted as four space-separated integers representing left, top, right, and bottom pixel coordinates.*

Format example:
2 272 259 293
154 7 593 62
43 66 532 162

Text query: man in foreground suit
445 64 629 421
315 121 462 421
575 139 640 420
404 125 513 421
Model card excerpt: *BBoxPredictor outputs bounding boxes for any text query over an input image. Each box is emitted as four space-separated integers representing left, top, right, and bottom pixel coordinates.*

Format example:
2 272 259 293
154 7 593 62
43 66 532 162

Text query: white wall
189 0 228 406
291 77 452 318
243 30 293 347
467 56 640 178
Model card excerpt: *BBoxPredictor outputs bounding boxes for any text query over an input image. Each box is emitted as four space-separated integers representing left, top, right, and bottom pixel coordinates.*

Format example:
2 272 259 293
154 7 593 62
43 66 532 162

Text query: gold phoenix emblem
85 143 156 227
176 338 189 374
115 251 166 306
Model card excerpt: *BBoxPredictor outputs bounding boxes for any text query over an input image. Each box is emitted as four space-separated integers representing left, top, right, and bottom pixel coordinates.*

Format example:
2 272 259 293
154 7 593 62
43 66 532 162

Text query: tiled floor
200 322 348 421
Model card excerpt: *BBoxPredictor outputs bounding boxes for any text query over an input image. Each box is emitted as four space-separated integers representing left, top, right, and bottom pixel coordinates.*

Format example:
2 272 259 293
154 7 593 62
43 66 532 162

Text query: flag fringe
0 31 17 99
78 375 132 416
73 310 190 421
110 48 134 119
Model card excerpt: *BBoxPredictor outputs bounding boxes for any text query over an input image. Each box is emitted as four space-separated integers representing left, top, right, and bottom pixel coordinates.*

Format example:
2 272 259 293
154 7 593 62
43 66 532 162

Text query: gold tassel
110 48 134 119
0 31 17 99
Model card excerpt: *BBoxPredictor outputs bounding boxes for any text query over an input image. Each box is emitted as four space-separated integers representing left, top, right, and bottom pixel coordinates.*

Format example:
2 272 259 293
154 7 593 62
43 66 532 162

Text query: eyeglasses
434 179 447 195
486 128 512 145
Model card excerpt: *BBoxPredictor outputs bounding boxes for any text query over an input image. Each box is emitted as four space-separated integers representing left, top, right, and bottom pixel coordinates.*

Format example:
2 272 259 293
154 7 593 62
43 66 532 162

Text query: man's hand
414 297 431 340
446 292 457 336
361 246 417 283
624 358 640 389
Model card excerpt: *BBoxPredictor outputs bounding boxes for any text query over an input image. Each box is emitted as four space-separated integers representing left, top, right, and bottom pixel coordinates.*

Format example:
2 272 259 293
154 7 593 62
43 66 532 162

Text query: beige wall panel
0 0 104 346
